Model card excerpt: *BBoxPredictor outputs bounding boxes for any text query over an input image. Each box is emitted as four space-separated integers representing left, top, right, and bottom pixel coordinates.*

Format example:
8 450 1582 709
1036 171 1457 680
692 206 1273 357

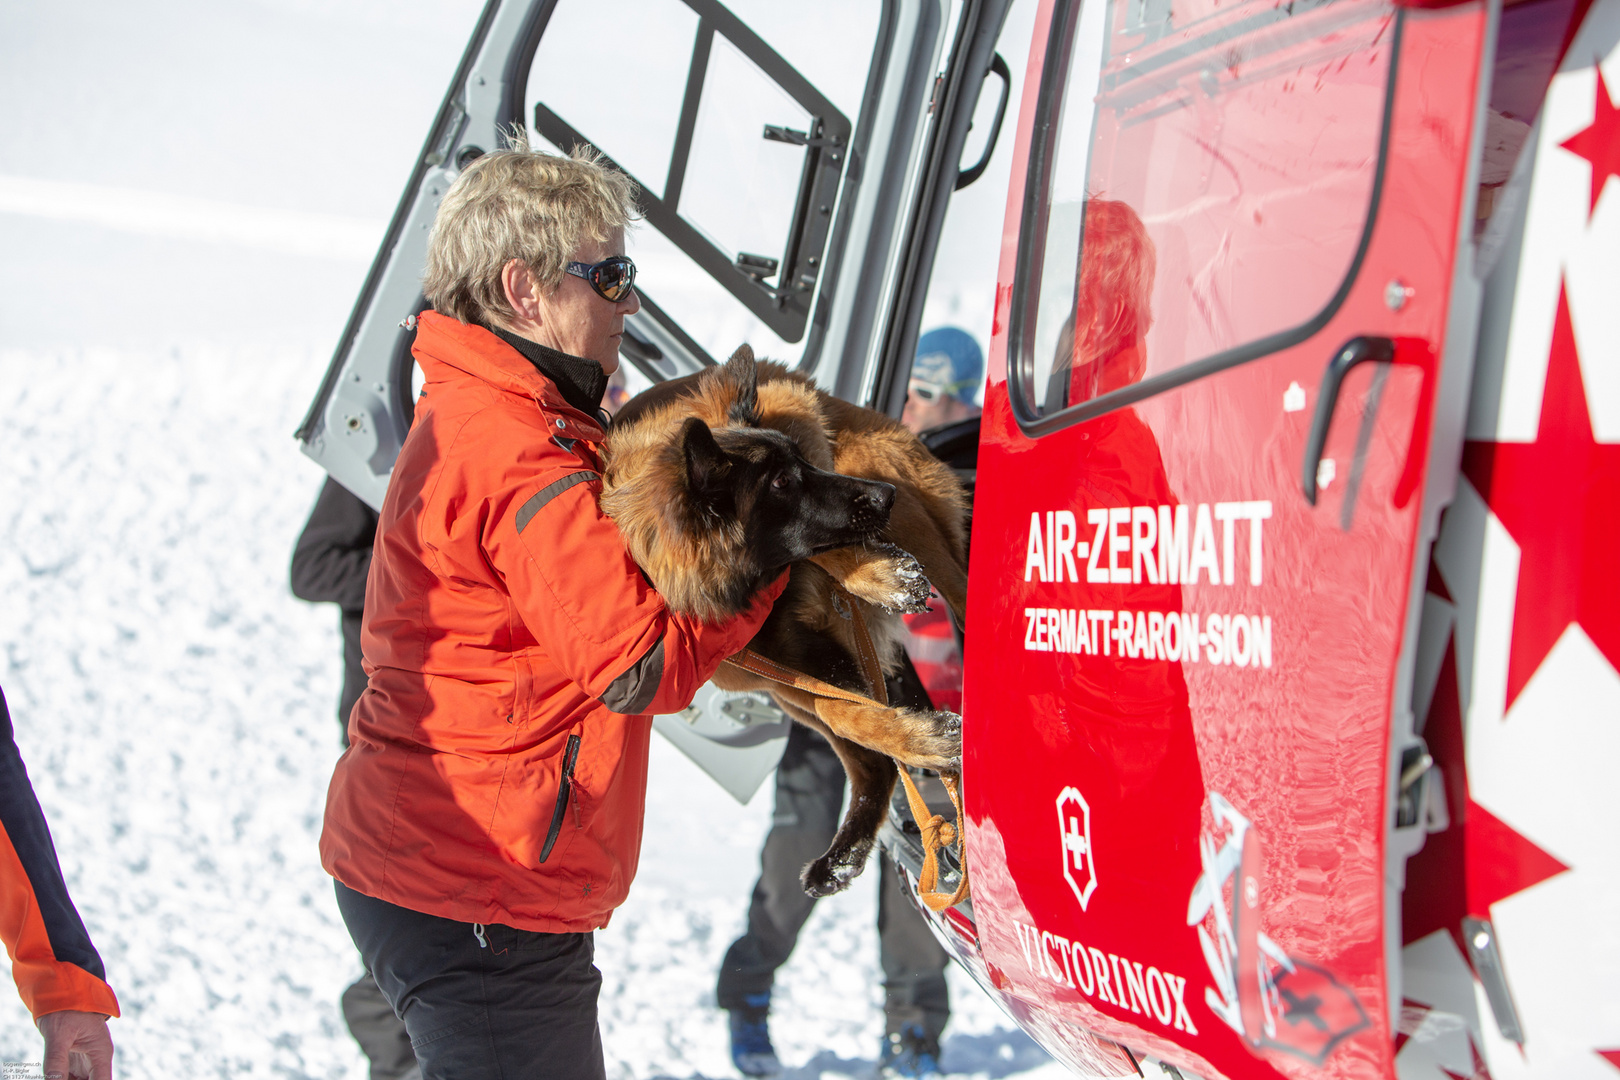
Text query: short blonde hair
422 133 639 326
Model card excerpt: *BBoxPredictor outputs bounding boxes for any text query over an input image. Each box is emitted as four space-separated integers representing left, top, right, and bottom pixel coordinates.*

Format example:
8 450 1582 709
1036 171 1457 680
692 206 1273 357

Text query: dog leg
710 678 909 898
717 656 961 772
791 713 899 898
806 498 968 625
808 544 932 614
812 695 961 774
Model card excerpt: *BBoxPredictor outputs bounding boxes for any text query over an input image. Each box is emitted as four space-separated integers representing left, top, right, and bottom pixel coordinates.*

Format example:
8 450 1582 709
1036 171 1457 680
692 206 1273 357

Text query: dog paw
842 544 933 614
892 710 962 774
800 842 873 898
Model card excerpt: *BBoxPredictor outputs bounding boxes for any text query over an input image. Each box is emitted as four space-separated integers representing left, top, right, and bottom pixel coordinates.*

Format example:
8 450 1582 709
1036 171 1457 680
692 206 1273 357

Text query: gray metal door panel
296 0 1010 797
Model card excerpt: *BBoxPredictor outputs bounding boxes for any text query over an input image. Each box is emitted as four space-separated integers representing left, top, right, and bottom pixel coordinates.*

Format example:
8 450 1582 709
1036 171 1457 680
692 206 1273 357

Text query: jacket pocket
538 733 582 864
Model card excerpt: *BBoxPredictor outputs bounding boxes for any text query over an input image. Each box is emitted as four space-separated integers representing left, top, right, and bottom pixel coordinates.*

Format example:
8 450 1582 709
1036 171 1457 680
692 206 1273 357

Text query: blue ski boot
878 1024 942 1079
728 993 781 1077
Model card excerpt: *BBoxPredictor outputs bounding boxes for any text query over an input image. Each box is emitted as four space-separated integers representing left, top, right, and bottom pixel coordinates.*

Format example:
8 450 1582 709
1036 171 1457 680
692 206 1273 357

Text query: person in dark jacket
1 684 119 1080
291 476 380 745
716 331 984 1080
291 481 417 1080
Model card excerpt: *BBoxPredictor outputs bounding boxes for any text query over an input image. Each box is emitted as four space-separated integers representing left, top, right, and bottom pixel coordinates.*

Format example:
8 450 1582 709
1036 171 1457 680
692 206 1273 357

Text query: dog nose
865 481 896 514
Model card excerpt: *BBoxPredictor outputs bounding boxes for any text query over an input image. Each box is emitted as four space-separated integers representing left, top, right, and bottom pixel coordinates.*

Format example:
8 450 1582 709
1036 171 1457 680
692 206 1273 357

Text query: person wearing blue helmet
716 328 988 1080
901 327 984 434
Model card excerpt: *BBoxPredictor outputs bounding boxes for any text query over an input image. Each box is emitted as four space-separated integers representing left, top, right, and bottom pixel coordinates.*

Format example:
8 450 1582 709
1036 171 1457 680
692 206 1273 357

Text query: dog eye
771 473 789 490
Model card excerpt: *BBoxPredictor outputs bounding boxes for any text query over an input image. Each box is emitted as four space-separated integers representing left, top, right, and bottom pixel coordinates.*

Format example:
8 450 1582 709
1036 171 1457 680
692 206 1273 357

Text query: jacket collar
489 327 608 422
411 311 604 441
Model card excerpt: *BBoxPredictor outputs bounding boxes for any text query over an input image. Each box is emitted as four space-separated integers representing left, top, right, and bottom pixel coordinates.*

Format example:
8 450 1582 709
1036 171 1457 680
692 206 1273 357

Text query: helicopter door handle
956 54 1011 191
1302 336 1395 505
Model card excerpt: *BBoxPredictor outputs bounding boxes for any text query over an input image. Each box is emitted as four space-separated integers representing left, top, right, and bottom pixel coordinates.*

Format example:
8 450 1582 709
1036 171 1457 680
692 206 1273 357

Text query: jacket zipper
539 733 581 864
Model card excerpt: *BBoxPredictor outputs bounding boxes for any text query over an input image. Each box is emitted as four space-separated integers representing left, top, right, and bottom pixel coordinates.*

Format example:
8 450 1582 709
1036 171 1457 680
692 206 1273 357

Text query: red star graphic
1465 799 1570 914
1559 65 1620 219
1599 1050 1620 1073
1401 637 1571 956
1461 283 1620 712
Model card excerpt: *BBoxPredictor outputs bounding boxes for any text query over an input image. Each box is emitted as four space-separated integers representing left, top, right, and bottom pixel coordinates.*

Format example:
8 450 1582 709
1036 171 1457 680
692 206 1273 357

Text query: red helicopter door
962 0 1492 1077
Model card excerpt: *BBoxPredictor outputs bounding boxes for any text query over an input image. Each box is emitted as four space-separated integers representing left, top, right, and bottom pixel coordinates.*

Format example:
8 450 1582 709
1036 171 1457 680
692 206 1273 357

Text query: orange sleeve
0 687 119 1020
0 822 119 1016
0 820 119 1020
483 462 786 716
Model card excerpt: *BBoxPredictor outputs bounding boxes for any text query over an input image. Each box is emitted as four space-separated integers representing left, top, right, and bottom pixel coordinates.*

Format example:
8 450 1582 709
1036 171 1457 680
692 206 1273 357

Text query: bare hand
36 1010 114 1080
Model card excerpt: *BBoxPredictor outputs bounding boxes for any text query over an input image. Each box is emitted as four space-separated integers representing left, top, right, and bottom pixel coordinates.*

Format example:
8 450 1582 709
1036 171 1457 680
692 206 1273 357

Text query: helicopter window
905 0 1042 440
678 36 813 279
523 0 884 364
1011 0 1397 429
528 0 697 203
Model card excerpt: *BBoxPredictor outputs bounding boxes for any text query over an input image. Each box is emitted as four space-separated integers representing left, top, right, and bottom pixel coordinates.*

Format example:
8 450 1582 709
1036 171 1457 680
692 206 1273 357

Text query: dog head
600 343 892 620
680 416 895 569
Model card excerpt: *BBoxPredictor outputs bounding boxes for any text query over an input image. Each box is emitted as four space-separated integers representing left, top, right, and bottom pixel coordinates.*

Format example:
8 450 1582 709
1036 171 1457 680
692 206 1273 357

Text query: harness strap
720 570 968 911
722 649 878 708
896 769 970 911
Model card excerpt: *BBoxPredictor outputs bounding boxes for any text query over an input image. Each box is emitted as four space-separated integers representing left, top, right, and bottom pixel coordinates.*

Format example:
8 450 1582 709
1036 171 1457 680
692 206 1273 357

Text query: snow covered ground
0 346 1059 1078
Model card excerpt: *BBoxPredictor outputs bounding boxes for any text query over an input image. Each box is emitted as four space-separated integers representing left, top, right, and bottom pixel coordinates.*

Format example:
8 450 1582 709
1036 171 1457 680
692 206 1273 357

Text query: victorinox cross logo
1057 787 1097 911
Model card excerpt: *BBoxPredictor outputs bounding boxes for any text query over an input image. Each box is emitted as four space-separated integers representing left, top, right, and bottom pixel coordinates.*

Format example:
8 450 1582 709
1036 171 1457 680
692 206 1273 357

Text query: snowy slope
0 347 1061 1078
0 0 483 354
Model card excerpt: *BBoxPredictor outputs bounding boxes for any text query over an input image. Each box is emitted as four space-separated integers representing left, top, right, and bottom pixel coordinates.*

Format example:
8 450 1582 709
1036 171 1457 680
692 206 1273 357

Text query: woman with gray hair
319 140 785 1079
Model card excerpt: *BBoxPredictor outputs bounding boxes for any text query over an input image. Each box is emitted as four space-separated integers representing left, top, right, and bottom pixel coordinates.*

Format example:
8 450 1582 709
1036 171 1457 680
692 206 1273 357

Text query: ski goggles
908 376 974 403
565 255 637 302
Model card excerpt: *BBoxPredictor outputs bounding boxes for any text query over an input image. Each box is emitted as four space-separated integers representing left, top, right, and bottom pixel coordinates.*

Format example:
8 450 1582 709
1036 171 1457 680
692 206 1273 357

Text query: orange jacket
321 313 780 933
1 688 120 1021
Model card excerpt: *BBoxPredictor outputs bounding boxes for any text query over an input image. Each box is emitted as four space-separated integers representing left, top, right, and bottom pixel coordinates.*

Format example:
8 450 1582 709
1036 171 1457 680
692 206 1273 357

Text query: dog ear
725 344 762 427
680 416 730 508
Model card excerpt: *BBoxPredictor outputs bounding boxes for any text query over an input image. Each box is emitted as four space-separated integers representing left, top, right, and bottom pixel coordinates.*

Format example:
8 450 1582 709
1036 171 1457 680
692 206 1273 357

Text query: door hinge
424 101 468 167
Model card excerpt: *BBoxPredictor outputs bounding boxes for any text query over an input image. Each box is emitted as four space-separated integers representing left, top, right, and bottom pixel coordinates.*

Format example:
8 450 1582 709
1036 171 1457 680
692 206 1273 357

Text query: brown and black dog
600 346 968 895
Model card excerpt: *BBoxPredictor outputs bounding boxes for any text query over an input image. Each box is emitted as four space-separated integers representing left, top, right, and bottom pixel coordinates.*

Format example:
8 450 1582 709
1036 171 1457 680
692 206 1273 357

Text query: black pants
715 723 951 1039
335 880 605 1080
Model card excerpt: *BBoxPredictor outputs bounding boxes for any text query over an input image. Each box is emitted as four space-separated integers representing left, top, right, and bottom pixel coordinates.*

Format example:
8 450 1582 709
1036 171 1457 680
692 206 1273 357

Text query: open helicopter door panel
1399 2 1620 1077
954 0 1498 1075
294 0 1013 801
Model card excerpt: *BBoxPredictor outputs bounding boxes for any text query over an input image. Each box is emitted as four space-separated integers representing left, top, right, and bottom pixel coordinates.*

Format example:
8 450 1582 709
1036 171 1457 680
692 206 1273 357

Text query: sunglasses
565 255 637 302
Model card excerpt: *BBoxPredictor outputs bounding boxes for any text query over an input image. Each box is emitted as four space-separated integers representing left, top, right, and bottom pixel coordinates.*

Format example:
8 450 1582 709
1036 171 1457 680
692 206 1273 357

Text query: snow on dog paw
892 709 962 773
801 839 873 897
837 543 933 614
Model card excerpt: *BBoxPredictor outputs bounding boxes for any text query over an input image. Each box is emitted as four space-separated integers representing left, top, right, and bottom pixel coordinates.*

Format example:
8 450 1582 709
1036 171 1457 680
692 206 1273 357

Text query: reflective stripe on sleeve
599 638 666 715
515 472 599 533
